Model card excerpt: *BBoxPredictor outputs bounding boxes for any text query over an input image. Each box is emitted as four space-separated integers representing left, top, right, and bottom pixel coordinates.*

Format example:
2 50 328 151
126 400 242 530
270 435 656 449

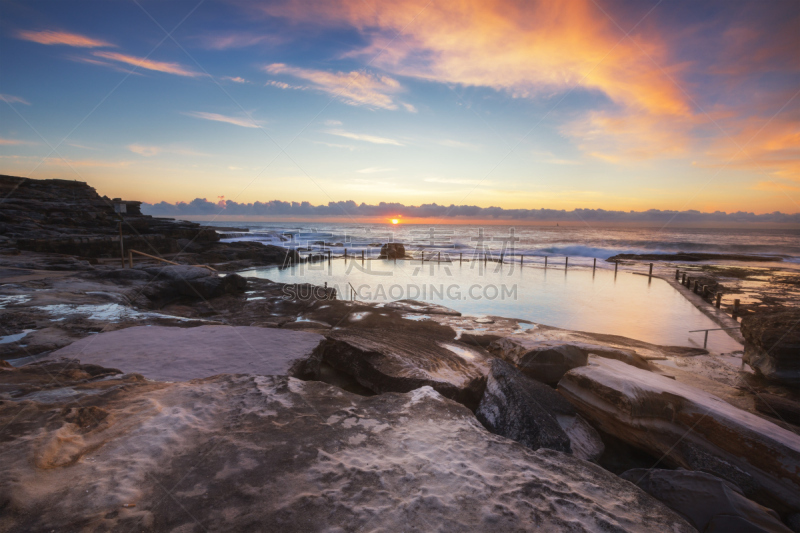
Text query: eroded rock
0 374 696 532
559 357 800 514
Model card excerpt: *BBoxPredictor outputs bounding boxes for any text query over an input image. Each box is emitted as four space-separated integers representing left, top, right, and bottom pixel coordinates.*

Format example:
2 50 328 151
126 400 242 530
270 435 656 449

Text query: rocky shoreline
2 177 799 532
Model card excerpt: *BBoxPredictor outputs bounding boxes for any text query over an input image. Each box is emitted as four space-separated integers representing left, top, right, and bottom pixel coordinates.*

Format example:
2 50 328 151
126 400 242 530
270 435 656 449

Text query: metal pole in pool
565 257 568 270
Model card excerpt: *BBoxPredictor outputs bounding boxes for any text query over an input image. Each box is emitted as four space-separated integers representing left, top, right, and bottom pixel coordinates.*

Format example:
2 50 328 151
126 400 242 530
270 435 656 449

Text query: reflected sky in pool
242 258 743 353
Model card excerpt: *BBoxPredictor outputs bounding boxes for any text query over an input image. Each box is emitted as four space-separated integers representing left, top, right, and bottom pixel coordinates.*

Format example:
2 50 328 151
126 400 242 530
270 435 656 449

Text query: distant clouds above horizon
142 197 800 224
0 0 798 215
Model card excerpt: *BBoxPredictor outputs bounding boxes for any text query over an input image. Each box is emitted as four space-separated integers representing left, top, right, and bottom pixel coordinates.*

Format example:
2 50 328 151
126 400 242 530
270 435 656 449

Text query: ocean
199 222 800 267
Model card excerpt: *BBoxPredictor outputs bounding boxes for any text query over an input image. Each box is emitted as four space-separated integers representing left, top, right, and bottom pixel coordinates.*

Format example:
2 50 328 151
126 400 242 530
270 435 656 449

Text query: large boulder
476 359 603 461
48 325 326 381
488 338 587 385
379 242 406 259
742 310 800 387
321 326 491 409
559 357 800 514
620 469 792 533
0 372 696 532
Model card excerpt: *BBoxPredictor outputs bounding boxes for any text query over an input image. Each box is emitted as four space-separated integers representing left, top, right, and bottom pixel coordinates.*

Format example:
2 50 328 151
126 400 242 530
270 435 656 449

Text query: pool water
242 258 743 353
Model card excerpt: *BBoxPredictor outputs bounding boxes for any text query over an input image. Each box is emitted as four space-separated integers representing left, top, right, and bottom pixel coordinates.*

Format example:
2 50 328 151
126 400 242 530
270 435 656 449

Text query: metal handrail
689 326 741 349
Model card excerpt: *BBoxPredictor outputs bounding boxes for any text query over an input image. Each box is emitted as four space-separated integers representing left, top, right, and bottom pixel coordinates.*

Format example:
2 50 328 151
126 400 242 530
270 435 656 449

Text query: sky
1 0 799 218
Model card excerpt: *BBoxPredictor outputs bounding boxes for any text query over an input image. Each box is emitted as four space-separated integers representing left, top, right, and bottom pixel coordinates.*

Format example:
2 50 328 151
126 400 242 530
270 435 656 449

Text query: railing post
675 269 680 280
733 299 740 316
716 292 722 308
593 258 596 273
565 257 568 271
128 249 133 268
614 261 618 275
544 256 547 269
460 252 463 265
648 263 653 278
361 249 365 265
681 273 687 285
438 251 441 264
704 330 709 349
520 254 523 265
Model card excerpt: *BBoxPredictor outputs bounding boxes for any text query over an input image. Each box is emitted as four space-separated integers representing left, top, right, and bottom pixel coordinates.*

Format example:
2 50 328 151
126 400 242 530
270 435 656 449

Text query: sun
391 218 399 225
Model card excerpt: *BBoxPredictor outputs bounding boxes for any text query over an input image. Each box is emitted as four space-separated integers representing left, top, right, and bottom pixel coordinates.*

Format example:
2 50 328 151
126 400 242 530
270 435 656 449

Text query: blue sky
1 0 798 217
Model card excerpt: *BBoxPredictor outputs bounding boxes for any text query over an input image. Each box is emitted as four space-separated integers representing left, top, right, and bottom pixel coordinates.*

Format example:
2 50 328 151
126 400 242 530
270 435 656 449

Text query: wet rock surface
559 357 800 515
47 326 326 382
742 310 800 387
0 371 696 532
620 469 792 533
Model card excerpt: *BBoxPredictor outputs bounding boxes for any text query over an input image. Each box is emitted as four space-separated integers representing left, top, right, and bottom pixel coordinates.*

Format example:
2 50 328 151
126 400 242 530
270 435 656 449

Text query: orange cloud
264 63 411 110
0 138 33 146
16 29 113 48
93 51 198 77
264 1 688 114
261 0 693 159
704 115 800 182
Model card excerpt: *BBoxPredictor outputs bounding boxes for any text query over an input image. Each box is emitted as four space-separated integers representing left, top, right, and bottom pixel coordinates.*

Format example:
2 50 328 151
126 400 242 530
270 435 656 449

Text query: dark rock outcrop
607 252 782 262
742 310 800 387
379 242 406 259
620 469 792 533
0 175 218 257
476 358 572 453
0 371 696 532
476 359 603 461
559 357 800 515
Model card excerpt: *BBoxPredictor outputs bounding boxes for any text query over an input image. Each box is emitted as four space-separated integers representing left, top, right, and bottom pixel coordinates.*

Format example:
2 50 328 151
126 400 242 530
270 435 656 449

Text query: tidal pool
242 258 743 353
